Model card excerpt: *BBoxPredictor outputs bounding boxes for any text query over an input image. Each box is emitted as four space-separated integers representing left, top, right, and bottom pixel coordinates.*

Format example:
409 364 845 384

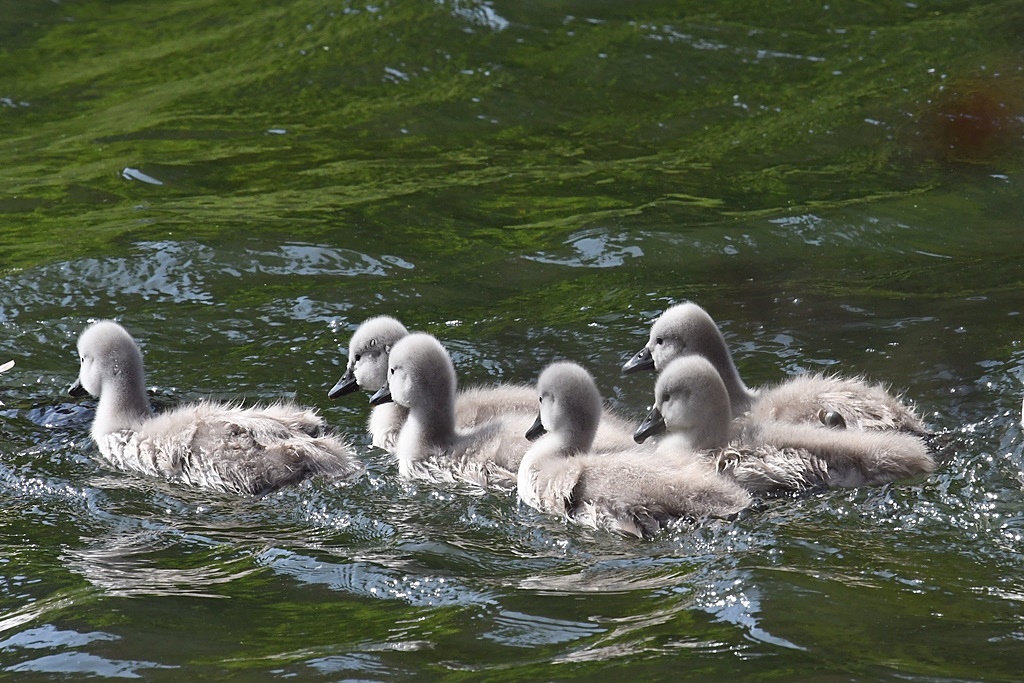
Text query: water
2 0 1024 680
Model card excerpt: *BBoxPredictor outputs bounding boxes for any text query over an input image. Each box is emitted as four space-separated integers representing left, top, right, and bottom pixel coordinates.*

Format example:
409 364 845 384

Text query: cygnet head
69 320 146 400
623 302 730 374
370 332 456 412
328 316 408 398
526 361 602 454
634 355 732 450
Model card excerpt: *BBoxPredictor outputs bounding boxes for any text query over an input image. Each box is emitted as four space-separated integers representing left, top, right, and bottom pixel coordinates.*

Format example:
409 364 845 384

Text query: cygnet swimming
368 332 537 488
69 320 360 495
635 356 936 491
518 361 750 538
328 315 413 451
623 301 927 434
330 316 636 451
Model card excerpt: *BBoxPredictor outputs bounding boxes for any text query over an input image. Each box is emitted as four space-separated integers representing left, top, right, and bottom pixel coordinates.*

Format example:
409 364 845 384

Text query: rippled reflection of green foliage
3 1 1023 272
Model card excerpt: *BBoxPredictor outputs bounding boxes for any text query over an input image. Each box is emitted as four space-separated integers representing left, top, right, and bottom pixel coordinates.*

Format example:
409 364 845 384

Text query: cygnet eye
353 353 361 362
655 337 663 345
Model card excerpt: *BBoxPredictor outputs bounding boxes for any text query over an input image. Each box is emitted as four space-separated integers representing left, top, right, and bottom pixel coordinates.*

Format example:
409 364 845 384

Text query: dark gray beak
621 346 655 374
68 378 88 398
633 406 666 443
328 370 359 399
369 382 393 406
525 413 547 441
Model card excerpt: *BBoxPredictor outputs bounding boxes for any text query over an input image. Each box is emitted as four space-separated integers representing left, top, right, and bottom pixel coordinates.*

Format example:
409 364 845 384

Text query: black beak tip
68 379 87 398
369 385 393 406
621 347 655 375
327 374 359 399
525 414 546 442
633 407 666 444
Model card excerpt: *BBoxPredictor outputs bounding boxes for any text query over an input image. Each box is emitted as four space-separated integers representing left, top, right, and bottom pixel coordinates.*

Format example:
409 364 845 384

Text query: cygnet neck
94 368 152 436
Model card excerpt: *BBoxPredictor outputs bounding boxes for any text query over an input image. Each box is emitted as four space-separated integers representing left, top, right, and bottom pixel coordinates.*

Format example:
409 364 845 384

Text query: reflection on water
1 625 175 679
0 591 175 677
0 240 409 317
64 529 261 599
240 243 411 278
525 229 644 268
485 609 604 647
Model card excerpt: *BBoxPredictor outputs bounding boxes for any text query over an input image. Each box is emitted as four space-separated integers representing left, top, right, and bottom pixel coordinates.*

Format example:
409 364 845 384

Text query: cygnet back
748 373 926 434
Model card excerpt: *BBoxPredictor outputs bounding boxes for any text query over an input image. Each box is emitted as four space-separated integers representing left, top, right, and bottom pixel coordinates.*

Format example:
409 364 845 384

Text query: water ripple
524 228 643 268
6 650 175 679
63 528 262 599
258 548 495 608
239 243 399 277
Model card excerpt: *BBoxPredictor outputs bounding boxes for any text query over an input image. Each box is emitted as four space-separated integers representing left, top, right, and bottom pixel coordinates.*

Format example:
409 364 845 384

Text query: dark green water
2 1 1024 680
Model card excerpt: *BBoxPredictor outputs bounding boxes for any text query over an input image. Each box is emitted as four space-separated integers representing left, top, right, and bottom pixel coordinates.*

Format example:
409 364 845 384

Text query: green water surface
2 1 1024 681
